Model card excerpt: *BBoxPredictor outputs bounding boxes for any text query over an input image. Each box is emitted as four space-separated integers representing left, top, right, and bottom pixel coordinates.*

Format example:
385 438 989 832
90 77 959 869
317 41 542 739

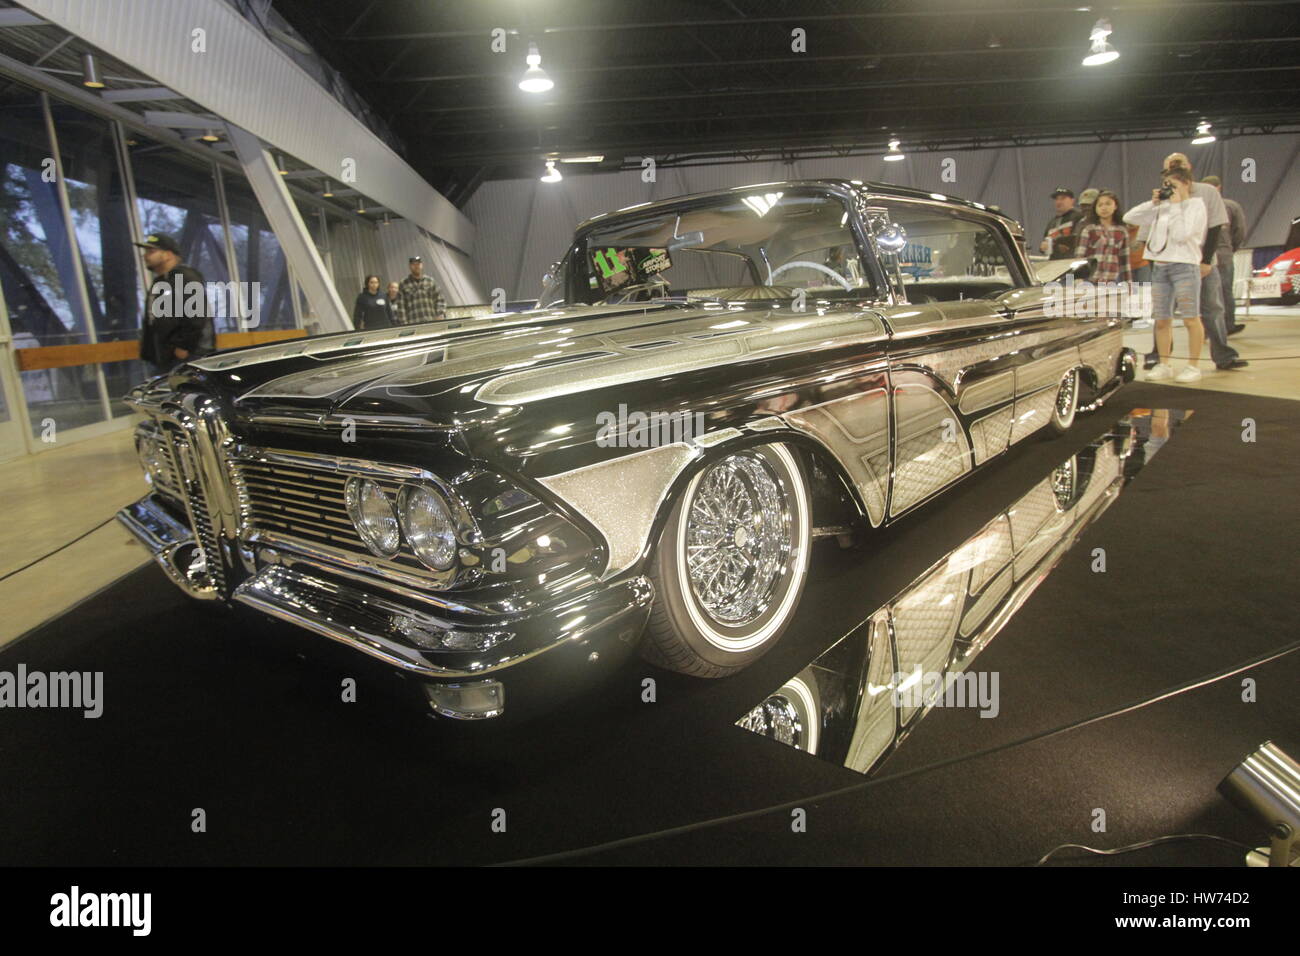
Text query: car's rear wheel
1047 367 1079 435
642 443 811 677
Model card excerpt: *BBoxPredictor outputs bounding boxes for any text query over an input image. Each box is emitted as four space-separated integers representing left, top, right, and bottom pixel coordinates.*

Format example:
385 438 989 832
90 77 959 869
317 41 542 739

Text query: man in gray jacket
1203 175 1247 334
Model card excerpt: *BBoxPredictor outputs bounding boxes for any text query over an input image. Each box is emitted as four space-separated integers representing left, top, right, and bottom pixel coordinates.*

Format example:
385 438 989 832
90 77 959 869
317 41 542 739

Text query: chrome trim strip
885 314 1008 339
245 412 449 431
692 427 743 448
957 369 1015 415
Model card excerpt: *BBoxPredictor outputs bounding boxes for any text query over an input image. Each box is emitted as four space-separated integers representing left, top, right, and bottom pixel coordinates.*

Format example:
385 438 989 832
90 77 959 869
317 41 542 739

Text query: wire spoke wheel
643 442 811 677
684 452 790 626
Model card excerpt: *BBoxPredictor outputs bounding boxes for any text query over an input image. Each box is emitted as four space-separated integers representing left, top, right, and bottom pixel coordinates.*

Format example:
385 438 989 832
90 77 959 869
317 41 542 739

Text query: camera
1157 182 1175 200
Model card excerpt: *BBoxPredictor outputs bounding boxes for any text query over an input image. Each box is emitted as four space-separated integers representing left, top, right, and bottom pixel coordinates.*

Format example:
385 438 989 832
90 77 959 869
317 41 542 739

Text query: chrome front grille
164 427 226 593
138 422 186 504
153 441 186 502
233 454 441 581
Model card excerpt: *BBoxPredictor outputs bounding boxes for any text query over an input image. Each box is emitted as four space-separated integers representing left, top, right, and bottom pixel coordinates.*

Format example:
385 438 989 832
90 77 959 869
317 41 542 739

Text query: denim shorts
1150 262 1202 319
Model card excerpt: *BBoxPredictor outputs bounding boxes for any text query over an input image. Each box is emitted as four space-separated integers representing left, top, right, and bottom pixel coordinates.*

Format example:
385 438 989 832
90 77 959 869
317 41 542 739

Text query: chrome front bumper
117 495 221 601
118 492 654 683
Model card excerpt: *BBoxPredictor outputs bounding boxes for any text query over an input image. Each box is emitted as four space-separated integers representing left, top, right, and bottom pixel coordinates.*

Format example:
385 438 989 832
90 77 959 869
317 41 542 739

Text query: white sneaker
1146 364 1173 381
1175 366 1202 383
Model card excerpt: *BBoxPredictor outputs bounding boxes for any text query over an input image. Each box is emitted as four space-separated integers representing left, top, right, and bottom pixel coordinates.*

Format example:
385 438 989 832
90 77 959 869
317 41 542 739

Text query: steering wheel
600 275 671 304
769 260 854 292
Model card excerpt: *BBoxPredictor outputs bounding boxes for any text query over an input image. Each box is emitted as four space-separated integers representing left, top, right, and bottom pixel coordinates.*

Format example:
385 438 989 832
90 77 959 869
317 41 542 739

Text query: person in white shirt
1123 166 1208 383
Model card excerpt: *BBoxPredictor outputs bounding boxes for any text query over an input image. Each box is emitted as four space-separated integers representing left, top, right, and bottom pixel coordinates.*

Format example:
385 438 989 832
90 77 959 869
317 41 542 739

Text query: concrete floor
2 304 1297 648
0 428 149 648
1123 304 1300 400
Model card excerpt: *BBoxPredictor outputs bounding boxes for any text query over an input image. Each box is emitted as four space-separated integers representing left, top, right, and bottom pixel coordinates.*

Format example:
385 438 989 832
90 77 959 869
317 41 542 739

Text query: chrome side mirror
1062 258 1094 281
865 208 908 254
874 223 908 254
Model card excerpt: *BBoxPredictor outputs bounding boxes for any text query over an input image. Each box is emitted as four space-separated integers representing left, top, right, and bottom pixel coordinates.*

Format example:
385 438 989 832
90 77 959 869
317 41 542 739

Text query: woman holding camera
1123 167 1207 383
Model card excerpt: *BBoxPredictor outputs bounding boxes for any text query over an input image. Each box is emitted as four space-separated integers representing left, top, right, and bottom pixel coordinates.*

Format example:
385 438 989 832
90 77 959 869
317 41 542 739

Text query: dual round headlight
344 477 457 571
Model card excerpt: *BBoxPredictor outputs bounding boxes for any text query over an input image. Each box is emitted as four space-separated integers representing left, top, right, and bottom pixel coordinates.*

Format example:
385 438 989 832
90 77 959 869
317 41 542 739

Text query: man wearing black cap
398 256 445 325
136 233 213 374
1041 188 1085 259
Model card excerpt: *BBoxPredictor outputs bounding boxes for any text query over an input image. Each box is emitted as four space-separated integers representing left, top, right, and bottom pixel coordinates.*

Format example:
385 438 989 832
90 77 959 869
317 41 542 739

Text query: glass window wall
0 75 334 450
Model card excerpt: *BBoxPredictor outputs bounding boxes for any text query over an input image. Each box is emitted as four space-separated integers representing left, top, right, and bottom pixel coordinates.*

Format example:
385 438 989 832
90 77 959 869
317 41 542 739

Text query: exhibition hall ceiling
272 0 1300 199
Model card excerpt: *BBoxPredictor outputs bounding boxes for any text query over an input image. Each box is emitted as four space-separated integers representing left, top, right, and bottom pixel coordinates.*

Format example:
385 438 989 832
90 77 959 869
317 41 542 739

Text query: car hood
188 299 888 427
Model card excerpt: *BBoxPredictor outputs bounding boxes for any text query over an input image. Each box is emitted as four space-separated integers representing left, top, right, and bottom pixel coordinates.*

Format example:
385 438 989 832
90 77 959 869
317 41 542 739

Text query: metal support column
41 92 113 423
224 124 351 332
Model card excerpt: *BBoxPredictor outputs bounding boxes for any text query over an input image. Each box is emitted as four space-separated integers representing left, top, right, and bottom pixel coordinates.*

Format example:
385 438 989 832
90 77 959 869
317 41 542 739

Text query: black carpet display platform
1 383 1296 867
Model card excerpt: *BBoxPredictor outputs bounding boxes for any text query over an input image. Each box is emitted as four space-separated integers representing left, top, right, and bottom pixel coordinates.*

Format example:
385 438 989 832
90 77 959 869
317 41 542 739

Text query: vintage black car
118 180 1135 718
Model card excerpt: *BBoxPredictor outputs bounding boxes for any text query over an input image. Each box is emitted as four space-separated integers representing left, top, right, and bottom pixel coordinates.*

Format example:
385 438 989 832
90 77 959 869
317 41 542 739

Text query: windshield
571 189 876 305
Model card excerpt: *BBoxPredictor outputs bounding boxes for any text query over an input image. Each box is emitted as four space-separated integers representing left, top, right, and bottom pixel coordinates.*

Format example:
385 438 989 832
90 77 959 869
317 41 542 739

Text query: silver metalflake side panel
890 383 972 516
537 443 699 578
1015 346 1079 397
957 369 1015 415
969 406 1014 466
1079 327 1124 385
1009 385 1058 445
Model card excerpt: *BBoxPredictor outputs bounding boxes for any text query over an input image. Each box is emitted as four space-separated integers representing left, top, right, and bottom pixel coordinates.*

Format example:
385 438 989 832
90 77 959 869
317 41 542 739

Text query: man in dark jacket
136 233 214 374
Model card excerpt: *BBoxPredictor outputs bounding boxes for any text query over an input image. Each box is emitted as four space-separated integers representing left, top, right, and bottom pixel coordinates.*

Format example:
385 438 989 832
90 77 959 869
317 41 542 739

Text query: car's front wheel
642 443 811 677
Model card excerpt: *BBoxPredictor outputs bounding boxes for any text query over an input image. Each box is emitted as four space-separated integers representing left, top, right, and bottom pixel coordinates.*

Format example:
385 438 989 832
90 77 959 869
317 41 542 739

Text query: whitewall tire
642 443 811 677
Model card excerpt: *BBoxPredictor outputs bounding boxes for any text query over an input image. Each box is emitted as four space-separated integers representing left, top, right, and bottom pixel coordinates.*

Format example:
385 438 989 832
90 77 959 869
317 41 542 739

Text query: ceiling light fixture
559 155 605 164
356 197 367 215
81 52 105 89
382 213 391 226
322 180 334 198
519 42 554 93
1191 121 1216 145
540 160 562 183
275 153 288 175
883 138 905 162
199 129 220 142
1082 18 1120 66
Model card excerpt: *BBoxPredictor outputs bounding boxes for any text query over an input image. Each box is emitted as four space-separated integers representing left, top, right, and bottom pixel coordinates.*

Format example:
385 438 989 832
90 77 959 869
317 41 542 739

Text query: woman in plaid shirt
1074 190 1131 284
